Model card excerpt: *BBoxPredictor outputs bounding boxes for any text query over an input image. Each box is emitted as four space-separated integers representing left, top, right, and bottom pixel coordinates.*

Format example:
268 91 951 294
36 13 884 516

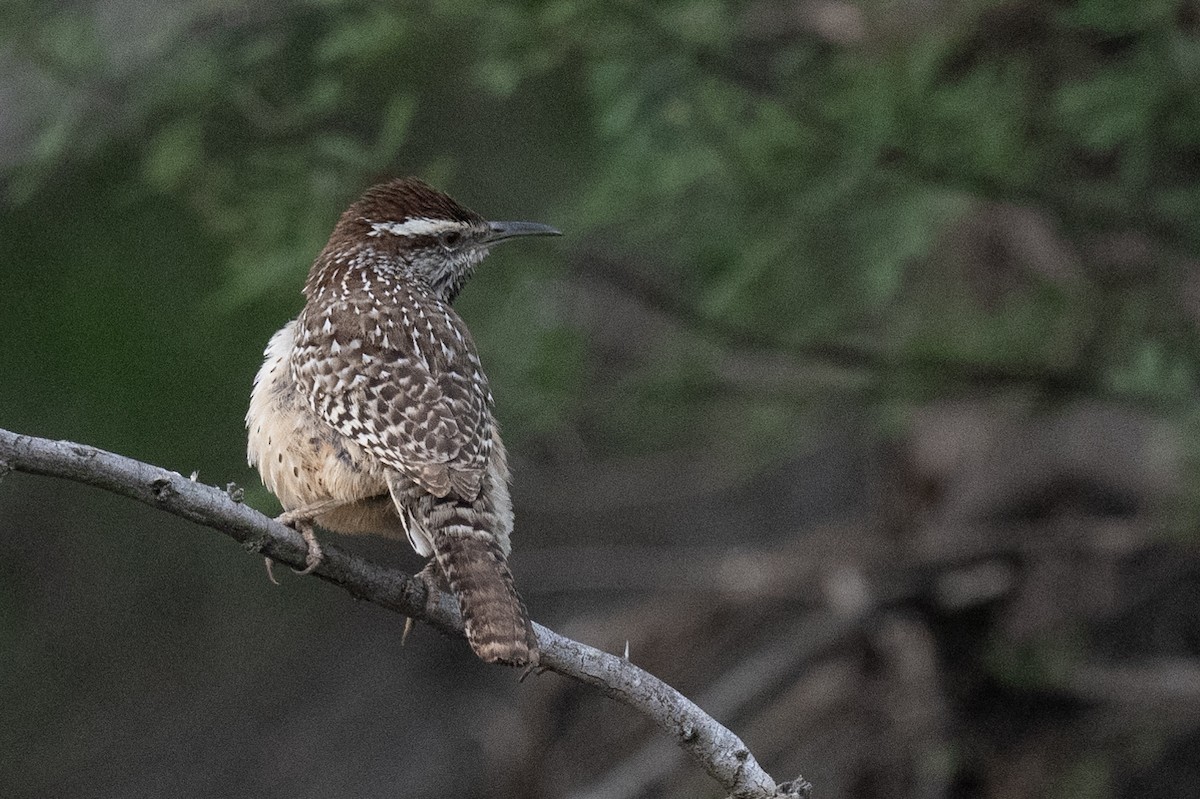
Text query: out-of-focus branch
582 253 1200 411
583 252 1098 398
0 428 807 799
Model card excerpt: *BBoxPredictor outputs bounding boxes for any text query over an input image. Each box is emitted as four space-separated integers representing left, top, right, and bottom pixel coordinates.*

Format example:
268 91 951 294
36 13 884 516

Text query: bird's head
318 177 560 303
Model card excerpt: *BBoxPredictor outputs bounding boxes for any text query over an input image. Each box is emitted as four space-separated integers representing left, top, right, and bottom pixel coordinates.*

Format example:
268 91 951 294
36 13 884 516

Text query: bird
246 177 559 666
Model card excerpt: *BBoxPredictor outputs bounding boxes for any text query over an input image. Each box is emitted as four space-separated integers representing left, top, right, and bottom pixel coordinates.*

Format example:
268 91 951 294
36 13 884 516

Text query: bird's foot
416 558 449 590
291 523 324 575
264 507 329 583
402 561 449 645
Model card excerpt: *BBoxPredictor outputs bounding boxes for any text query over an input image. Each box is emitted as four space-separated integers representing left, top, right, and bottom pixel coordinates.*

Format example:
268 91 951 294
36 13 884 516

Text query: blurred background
2 1 1200 797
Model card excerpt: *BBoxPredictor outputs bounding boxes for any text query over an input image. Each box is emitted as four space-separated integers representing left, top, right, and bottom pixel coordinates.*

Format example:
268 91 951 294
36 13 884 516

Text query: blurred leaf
142 120 204 190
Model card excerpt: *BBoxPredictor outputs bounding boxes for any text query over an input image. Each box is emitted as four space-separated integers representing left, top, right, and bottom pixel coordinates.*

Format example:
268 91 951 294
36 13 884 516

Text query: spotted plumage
247 177 560 666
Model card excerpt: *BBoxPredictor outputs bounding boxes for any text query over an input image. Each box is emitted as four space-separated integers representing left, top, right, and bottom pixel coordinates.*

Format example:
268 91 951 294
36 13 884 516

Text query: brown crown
340 177 485 228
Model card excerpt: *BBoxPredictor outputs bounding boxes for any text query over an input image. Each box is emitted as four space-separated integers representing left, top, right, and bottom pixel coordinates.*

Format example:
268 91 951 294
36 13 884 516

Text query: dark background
3 1 1200 797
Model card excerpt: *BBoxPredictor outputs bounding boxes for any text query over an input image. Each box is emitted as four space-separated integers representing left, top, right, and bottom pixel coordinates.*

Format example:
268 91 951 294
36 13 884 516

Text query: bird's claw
263 514 324 583
264 556 281 585
291 525 324 575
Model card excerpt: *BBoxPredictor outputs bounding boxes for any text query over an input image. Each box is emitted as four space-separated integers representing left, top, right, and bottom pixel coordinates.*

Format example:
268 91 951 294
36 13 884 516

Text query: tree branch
0 427 808 799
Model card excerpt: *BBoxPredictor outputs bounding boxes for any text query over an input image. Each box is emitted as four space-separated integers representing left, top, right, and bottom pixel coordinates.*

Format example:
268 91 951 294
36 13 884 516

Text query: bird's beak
485 220 562 244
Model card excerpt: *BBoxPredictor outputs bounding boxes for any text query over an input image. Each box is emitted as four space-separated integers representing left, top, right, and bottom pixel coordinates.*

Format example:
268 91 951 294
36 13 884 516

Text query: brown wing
292 280 492 500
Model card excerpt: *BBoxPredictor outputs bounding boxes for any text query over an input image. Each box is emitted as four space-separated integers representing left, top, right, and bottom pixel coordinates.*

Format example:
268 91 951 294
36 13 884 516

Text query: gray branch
0 427 809 799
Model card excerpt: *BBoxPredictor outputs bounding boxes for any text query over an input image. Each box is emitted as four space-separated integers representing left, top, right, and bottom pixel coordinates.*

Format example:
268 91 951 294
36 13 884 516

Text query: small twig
0 427 805 799
1059 658 1200 709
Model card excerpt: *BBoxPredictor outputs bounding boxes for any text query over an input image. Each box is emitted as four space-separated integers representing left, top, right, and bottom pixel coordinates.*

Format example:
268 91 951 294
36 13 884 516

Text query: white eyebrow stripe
368 218 459 237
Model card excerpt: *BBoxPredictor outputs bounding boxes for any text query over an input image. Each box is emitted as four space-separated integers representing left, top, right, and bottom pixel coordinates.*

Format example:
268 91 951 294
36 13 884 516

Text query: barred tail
426 500 538 666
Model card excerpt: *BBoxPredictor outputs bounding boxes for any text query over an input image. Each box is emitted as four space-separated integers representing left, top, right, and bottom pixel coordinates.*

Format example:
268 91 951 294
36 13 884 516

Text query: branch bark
0 428 809 799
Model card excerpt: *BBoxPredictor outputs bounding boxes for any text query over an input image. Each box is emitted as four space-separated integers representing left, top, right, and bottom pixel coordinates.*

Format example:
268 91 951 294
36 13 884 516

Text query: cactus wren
246 177 559 666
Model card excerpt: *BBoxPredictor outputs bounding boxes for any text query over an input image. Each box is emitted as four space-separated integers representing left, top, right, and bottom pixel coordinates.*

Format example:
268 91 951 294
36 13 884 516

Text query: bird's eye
439 230 464 250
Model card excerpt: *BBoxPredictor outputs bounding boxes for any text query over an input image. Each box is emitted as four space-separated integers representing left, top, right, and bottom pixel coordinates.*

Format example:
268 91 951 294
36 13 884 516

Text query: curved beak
486 220 562 244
